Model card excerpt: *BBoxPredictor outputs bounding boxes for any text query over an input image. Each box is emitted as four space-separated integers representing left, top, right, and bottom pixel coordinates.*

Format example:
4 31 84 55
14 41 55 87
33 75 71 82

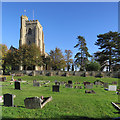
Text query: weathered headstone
94 80 104 85
24 97 43 109
103 83 108 88
60 81 65 85
33 80 37 83
14 81 21 90
83 82 90 86
52 85 59 92
85 84 93 89
85 90 96 94
33 82 40 87
112 81 117 85
24 96 52 109
68 80 72 84
65 84 73 88
108 85 117 91
75 86 82 89
0 77 4 82
4 93 14 106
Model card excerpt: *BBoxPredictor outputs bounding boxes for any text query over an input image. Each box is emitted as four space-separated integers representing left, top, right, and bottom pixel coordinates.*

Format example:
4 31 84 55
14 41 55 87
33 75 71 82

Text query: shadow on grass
1 116 115 120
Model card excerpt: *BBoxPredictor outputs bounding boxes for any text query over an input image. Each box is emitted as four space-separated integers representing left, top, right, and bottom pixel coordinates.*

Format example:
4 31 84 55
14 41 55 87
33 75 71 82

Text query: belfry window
28 28 32 35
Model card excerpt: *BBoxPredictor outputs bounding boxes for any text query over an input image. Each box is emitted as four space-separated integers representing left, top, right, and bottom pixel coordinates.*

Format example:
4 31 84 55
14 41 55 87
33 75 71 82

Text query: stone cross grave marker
103 83 108 88
108 85 117 91
52 85 59 92
4 93 14 107
14 81 21 90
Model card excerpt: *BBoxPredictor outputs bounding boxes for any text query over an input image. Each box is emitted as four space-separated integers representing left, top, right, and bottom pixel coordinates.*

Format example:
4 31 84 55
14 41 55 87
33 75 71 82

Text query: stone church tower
19 15 45 70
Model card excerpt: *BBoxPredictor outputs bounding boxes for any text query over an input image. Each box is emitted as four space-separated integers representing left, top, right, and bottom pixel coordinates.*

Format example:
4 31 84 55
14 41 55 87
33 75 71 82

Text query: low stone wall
10 70 120 78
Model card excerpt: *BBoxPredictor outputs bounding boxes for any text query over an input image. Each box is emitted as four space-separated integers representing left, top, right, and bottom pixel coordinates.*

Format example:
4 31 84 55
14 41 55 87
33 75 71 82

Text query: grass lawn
1 76 120 120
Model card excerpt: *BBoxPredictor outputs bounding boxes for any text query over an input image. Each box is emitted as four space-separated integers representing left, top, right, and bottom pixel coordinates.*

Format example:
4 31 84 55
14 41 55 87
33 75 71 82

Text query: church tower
19 15 45 70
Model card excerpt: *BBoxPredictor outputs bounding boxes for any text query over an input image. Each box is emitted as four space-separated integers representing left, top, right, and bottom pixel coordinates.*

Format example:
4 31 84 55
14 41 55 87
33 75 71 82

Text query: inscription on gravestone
68 80 72 84
52 85 59 92
15 81 21 90
108 85 117 91
4 93 14 107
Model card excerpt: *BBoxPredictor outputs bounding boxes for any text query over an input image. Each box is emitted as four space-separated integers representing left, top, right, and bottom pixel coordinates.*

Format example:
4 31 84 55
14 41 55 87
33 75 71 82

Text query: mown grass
1 75 120 120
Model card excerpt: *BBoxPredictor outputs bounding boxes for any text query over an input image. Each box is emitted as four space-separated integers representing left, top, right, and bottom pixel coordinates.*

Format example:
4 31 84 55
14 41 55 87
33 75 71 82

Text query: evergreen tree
95 31 119 71
74 36 92 71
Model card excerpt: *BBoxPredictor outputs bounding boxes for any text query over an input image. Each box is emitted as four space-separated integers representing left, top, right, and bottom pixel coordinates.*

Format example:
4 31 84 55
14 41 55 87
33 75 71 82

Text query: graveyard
0 75 120 120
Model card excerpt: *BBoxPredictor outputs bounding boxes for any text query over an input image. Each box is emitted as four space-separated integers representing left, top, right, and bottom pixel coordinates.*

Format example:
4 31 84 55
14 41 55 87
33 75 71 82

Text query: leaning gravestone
68 80 72 84
52 85 59 92
24 96 52 109
108 85 117 91
103 83 108 88
14 81 21 90
24 97 42 109
4 93 14 107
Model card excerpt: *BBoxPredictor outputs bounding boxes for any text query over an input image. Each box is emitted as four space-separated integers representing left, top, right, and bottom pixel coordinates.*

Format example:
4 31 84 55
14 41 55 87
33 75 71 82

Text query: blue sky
2 2 118 58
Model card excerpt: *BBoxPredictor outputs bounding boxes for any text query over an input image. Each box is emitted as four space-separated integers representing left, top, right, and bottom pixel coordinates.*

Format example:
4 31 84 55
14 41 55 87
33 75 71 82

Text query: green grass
1 76 120 120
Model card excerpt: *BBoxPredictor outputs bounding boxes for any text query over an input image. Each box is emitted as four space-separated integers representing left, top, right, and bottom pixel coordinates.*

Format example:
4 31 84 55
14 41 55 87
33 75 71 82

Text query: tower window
28 28 32 35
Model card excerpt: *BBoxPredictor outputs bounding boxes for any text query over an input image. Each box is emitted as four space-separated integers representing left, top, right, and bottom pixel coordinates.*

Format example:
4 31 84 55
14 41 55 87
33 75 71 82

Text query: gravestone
85 90 96 94
24 96 52 109
65 84 73 88
85 84 93 89
108 85 117 91
24 97 43 109
14 81 21 90
103 83 108 88
33 82 40 87
33 80 37 83
60 81 65 85
83 82 90 86
94 80 104 85
0 77 4 82
4 93 14 106
68 80 72 84
75 86 82 89
112 81 117 85
52 85 59 92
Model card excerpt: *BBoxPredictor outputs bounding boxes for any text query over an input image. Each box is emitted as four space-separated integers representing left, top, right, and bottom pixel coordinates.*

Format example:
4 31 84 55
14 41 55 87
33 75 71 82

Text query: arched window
28 28 32 35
